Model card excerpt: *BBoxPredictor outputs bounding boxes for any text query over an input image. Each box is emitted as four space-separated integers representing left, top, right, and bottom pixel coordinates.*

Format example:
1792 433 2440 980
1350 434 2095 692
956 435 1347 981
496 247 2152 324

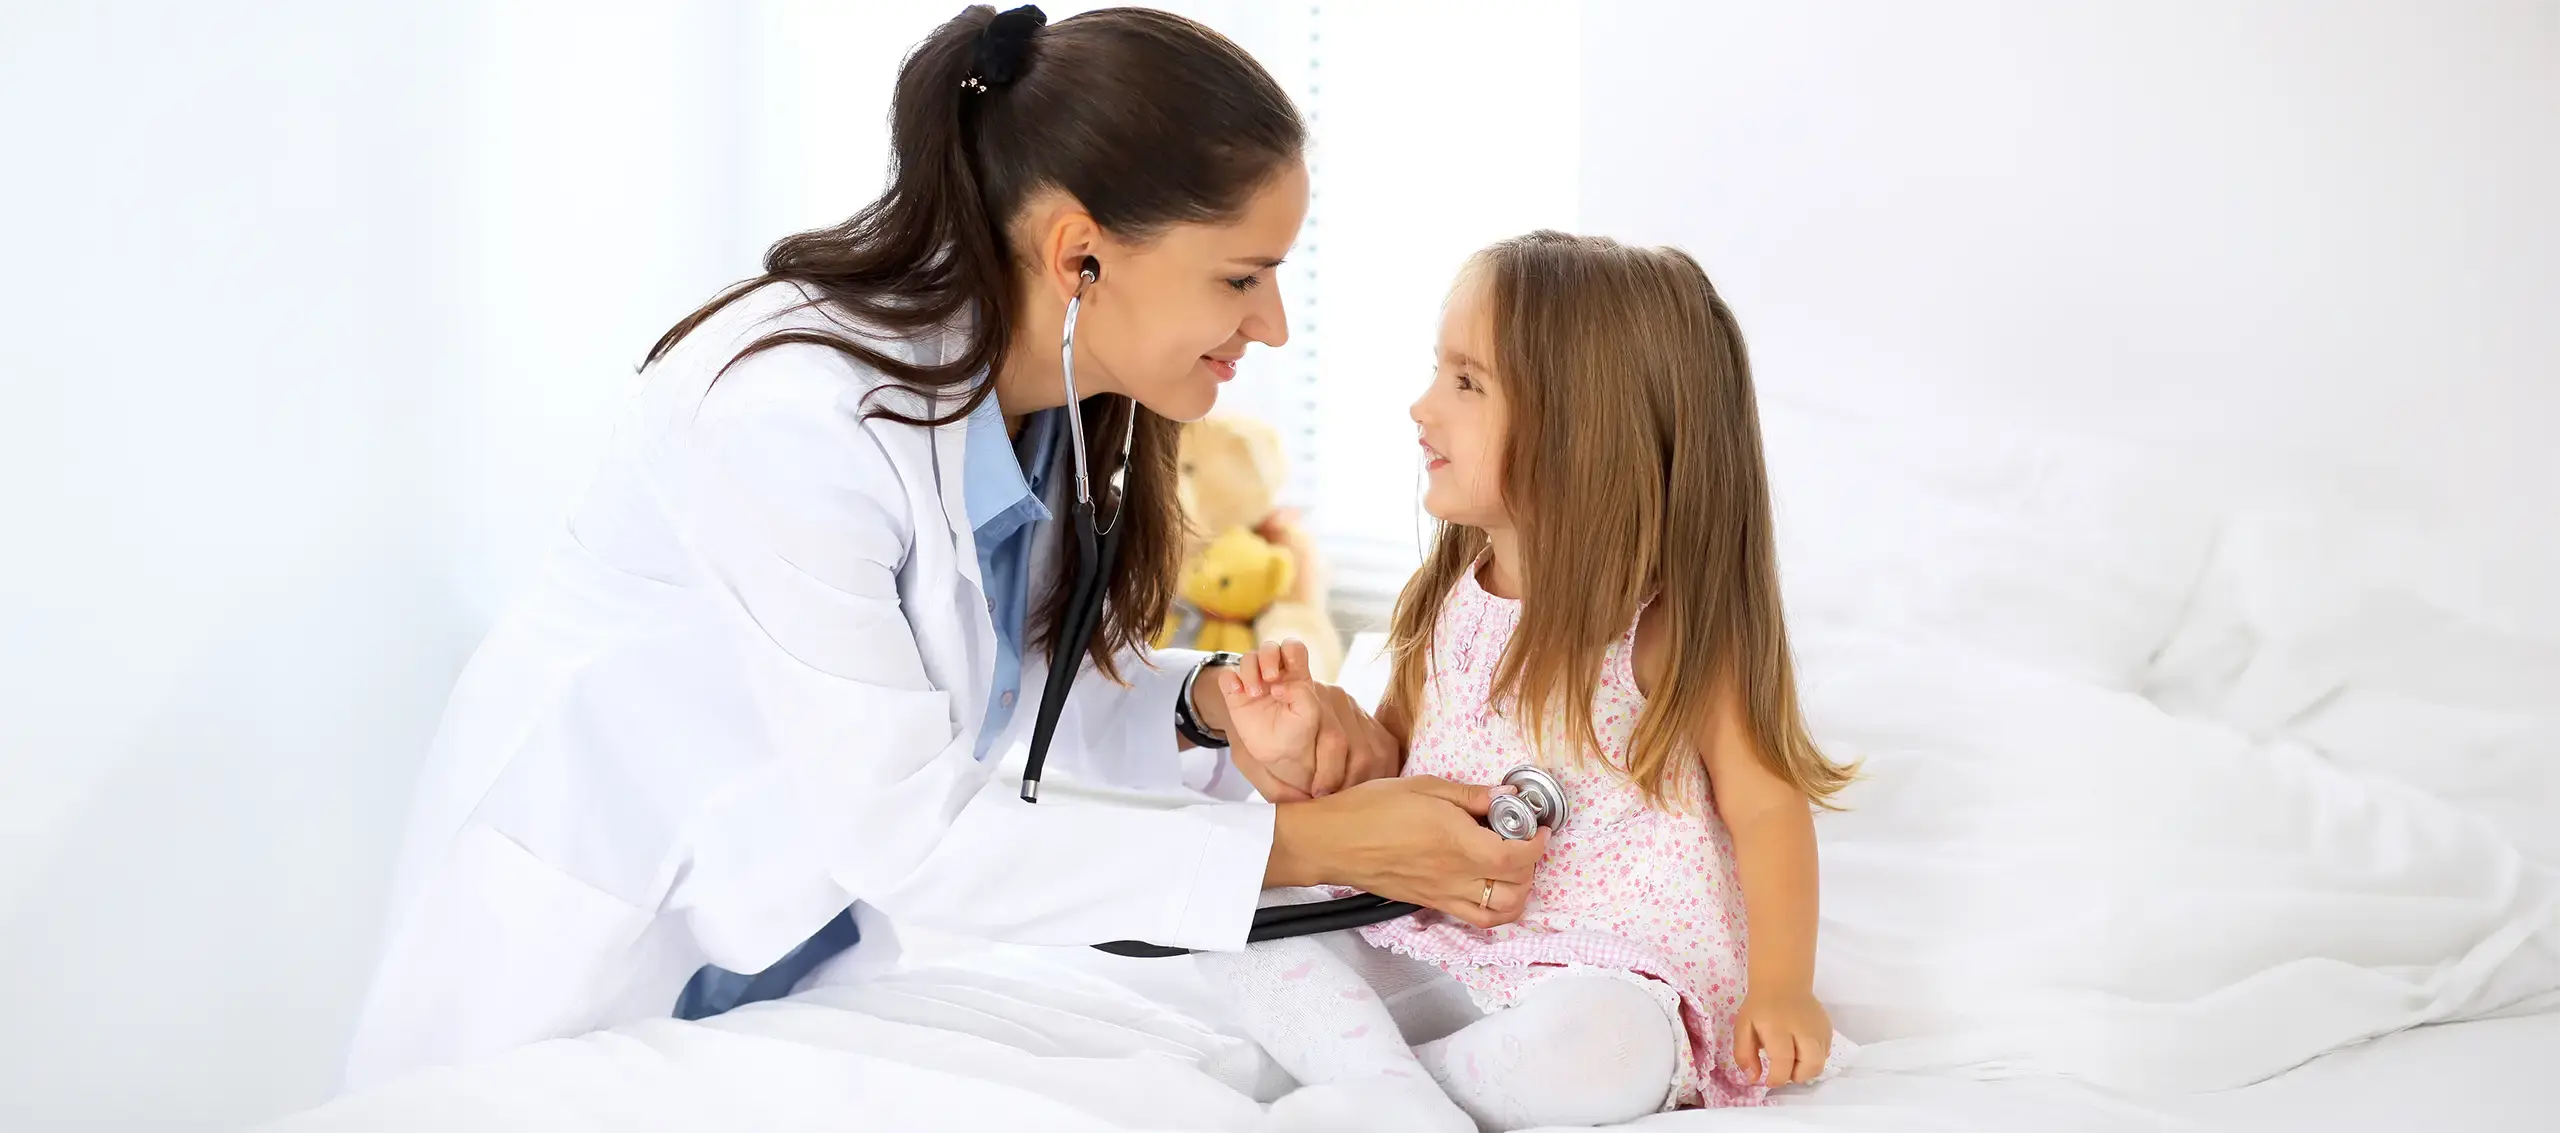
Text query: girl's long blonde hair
1386 231 1854 809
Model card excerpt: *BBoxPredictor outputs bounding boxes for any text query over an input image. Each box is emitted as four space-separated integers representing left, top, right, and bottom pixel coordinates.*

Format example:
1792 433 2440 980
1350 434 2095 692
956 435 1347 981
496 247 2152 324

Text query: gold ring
1480 880 1495 907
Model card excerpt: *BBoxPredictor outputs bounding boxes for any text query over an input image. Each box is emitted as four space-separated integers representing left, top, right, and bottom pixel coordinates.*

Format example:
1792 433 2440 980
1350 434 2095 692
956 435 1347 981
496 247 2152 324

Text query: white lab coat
342 282 1273 1091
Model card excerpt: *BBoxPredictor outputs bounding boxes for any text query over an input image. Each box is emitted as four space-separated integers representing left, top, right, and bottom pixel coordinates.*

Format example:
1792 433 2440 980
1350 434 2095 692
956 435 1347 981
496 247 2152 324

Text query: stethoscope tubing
1019 263 1134 804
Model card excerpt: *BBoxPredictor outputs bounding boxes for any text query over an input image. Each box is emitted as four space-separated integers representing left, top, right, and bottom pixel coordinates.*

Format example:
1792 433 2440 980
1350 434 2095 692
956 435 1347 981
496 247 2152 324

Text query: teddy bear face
1179 526 1296 621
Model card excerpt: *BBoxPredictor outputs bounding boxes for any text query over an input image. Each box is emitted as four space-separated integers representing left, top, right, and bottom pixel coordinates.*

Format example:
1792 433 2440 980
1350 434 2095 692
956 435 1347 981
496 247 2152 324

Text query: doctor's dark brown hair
648 6 1304 683
1386 232 1856 809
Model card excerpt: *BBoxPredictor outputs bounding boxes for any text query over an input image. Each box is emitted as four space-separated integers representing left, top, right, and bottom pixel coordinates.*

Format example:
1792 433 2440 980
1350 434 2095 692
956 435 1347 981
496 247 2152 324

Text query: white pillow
1759 398 2221 691
1804 625 2560 1093
2143 492 2560 864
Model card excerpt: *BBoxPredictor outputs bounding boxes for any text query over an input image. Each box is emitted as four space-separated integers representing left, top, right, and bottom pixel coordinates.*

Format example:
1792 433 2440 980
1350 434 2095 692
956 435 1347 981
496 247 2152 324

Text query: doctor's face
1076 161 1307 423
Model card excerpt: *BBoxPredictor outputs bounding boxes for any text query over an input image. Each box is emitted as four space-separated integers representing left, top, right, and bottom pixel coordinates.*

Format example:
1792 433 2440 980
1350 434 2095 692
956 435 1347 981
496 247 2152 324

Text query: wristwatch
1176 651 1243 748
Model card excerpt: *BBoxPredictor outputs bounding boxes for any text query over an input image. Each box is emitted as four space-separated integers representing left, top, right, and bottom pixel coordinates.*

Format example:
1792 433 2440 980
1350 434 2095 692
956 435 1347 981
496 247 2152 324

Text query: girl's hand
1218 640 1329 797
1731 986 1833 1087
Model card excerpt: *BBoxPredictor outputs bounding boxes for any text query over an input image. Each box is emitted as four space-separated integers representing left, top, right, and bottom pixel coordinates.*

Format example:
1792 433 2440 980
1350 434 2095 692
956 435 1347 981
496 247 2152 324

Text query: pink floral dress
1359 563 1766 1109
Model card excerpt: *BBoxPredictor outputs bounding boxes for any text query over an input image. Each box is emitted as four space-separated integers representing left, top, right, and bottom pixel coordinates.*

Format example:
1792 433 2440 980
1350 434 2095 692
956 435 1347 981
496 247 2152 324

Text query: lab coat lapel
932 411 980 589
912 317 979 589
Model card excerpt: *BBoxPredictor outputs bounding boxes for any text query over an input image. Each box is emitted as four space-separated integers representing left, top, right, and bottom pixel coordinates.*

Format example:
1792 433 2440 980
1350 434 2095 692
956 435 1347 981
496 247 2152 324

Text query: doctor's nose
1242 284 1288 349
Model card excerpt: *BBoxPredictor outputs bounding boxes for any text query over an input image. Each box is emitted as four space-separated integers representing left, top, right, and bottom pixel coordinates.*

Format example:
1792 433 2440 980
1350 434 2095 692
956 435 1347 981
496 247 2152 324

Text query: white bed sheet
2161 1009 2560 1133
266 928 2560 1133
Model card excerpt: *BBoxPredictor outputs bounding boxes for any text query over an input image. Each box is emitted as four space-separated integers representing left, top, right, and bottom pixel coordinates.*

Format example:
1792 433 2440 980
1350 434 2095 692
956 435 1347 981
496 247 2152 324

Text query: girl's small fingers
1281 638 1310 680
1762 1033 1797 1088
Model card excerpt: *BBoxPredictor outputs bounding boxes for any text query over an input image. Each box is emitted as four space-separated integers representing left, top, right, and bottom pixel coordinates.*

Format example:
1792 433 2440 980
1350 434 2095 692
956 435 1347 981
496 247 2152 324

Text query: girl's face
1077 162 1309 422
1412 272 1512 529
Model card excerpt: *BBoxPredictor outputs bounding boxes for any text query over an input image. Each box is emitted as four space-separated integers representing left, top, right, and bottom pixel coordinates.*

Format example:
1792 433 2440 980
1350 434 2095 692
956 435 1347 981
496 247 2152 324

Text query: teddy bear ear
1206 414 1286 493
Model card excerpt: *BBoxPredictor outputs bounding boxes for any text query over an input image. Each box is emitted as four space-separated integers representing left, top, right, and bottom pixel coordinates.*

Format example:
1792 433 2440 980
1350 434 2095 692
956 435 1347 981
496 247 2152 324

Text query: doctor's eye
1223 274 1262 293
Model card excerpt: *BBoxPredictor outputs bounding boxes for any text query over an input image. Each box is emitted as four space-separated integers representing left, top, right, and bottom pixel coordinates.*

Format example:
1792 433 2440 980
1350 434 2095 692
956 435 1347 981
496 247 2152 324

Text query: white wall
0 2 771 1126
1580 0 2560 627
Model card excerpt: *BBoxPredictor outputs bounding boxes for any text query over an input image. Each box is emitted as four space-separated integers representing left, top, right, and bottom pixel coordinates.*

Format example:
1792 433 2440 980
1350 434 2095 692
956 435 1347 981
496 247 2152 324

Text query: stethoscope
1012 257 1571 957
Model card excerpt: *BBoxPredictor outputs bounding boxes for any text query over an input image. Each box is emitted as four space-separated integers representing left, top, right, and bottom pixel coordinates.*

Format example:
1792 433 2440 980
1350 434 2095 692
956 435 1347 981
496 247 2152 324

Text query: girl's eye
1224 274 1262 293
1454 373 1477 392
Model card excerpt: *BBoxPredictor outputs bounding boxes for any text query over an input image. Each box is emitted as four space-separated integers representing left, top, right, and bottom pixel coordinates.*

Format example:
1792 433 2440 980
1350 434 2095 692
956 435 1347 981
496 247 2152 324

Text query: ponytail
647 5 1014 422
648 5 1304 682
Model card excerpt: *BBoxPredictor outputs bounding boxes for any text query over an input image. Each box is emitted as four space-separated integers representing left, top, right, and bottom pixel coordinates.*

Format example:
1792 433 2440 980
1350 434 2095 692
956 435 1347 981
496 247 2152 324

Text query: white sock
1310 927 1487 1047
1197 892 1473 1133
1198 933 1437 1088
1413 975 1680 1132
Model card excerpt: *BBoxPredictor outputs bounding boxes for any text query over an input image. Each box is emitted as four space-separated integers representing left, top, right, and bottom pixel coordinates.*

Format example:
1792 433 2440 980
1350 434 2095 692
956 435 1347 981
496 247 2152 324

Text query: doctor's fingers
1399 774 1496 818
1312 683 1399 787
1307 716 1350 797
1462 826 1547 887
1225 746 1312 803
1471 878 1532 926
1218 746 1310 808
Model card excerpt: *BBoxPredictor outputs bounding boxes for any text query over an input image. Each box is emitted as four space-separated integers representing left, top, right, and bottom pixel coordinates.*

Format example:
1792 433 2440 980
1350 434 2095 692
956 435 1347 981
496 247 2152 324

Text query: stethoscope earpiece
1079 255 1100 285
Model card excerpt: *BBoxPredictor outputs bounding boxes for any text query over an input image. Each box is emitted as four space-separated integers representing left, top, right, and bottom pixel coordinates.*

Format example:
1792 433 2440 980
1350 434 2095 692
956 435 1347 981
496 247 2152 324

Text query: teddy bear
1171 527 1300 654
1157 415 1344 680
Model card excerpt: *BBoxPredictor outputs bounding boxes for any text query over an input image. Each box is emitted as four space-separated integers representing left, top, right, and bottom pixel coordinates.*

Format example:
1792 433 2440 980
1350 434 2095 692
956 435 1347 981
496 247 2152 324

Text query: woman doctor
343 4 1547 1090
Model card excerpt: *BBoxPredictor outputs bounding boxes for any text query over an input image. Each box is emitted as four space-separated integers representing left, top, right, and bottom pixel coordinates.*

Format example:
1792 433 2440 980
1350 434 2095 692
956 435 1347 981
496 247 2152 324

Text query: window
1274 3 1584 629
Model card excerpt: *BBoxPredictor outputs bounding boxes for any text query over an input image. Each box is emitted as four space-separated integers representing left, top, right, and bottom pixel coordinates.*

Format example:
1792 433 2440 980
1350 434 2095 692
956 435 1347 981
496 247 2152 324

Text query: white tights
1199 912 1680 1132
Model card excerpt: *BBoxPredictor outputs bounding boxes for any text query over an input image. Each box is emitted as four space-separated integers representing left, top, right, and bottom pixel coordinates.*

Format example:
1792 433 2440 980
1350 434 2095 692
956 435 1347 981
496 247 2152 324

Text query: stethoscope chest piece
1492 765 1570 840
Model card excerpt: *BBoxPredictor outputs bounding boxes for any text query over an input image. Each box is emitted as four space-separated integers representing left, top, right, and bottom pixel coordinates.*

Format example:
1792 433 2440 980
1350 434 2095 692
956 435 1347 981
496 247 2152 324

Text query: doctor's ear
1029 206 1107 301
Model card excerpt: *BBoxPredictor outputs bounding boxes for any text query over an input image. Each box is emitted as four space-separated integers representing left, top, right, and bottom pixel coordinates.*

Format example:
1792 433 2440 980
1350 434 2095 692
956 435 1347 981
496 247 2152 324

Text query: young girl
1205 231 1856 1132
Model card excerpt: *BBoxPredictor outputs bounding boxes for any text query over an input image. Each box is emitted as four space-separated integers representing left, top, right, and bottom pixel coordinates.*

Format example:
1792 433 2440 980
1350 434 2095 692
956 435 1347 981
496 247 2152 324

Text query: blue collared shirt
962 393 1063 760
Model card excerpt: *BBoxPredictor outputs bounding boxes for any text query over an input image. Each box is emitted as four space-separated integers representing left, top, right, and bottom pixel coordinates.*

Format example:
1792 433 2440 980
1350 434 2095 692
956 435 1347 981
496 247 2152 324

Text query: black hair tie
961 5 1046 93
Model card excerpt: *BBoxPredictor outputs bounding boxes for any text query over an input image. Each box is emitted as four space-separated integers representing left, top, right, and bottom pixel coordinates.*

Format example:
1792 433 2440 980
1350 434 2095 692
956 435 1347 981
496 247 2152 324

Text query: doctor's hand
1266 776 1548 929
1211 640 1402 800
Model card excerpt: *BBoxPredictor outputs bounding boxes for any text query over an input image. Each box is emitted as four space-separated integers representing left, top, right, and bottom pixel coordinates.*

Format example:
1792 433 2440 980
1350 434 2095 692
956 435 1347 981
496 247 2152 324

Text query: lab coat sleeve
664 348 1267 970
1036 642 1202 791
1035 643 1269 800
